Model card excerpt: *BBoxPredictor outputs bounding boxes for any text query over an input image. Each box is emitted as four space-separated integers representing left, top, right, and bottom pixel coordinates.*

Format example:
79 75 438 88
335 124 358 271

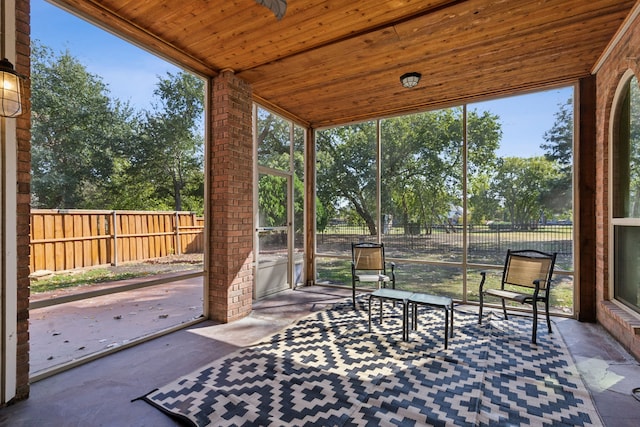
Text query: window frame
609 69 640 314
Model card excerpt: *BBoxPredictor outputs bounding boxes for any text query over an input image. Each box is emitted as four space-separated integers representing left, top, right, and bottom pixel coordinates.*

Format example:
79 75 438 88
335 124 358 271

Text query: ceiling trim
593 1 640 73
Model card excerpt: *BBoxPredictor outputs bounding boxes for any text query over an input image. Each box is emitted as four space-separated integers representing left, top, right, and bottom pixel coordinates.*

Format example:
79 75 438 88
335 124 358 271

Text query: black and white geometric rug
141 297 602 426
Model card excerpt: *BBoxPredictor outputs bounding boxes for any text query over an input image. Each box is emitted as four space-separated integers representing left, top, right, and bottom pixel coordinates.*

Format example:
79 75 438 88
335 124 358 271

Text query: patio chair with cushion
351 242 395 309
478 249 557 344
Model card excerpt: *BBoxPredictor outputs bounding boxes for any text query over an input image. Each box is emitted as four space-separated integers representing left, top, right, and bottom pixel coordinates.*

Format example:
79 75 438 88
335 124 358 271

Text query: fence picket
29 210 205 274
54 214 64 271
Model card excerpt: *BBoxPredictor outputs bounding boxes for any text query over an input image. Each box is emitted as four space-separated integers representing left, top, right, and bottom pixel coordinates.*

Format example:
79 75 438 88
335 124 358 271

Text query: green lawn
30 269 151 294
316 257 574 314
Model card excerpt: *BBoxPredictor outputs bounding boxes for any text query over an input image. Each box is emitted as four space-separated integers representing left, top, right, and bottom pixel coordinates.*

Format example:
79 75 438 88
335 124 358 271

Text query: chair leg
444 308 449 349
352 279 358 309
478 293 483 324
532 301 538 344
545 299 552 334
501 299 508 320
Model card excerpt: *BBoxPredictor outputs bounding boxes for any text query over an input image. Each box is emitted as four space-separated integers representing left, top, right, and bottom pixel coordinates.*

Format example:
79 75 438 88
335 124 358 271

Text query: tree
125 72 205 212
384 108 501 232
540 98 573 216
492 156 562 229
468 172 500 224
30 43 137 208
316 122 378 234
316 108 501 235
541 98 573 170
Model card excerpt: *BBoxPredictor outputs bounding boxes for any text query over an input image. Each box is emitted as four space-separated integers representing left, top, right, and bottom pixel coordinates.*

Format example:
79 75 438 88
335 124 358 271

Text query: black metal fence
315 223 575 313
317 223 573 269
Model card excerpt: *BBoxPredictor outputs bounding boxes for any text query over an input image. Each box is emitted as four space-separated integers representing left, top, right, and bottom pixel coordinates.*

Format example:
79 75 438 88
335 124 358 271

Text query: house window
612 73 640 314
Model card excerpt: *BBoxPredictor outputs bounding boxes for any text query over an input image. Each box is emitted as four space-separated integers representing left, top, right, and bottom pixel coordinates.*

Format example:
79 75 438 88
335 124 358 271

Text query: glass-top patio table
368 288 454 348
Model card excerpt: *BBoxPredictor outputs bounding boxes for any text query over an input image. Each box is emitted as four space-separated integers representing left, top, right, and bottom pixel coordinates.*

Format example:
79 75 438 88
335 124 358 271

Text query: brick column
207 70 254 323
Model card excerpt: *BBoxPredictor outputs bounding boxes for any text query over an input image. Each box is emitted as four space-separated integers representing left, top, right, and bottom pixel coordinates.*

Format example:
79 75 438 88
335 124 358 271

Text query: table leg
402 300 408 341
412 302 417 331
449 302 454 338
368 296 373 332
444 308 449 349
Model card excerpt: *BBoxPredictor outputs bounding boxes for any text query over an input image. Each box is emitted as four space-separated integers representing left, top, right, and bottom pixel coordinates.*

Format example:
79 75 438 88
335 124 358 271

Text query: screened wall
315 87 575 314
255 106 306 293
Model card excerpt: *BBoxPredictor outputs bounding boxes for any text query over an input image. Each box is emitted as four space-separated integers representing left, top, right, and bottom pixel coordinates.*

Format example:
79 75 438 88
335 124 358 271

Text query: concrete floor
1 286 640 426
29 274 204 375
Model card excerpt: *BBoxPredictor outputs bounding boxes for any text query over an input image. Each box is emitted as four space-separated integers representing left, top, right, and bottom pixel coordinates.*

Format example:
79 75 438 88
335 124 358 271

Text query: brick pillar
207 70 254 323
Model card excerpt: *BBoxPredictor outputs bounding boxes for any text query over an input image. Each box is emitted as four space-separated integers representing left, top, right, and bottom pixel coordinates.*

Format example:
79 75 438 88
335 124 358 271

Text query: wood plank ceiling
52 0 635 128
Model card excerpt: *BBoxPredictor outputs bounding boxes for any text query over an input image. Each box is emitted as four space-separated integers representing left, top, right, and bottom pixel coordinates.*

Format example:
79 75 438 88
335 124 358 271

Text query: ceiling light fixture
400 72 421 89
255 0 287 20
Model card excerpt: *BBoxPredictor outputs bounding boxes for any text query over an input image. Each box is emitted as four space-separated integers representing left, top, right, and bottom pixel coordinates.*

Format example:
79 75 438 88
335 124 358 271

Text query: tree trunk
173 177 182 211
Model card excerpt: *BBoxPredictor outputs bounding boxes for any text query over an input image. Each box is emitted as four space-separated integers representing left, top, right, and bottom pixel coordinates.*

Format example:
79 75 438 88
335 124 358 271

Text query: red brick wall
14 0 31 402
595 8 640 361
207 70 254 323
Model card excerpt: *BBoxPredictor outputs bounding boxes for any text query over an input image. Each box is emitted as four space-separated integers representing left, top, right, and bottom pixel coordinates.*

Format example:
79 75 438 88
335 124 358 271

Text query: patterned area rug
141 297 602 426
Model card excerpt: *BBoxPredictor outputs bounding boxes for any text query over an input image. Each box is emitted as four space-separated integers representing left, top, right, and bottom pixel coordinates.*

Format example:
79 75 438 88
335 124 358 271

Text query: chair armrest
532 278 550 297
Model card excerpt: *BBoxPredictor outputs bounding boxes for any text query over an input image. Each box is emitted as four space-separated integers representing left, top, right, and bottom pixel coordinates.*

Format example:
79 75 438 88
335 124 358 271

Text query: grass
30 269 152 294
316 257 574 313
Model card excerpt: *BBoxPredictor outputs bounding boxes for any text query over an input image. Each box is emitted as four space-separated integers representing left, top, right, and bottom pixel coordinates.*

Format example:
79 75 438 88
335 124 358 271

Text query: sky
31 0 573 157
31 0 181 111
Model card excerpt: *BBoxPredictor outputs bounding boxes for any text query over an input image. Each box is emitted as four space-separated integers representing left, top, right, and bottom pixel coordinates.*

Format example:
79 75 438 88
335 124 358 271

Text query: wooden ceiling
51 0 635 128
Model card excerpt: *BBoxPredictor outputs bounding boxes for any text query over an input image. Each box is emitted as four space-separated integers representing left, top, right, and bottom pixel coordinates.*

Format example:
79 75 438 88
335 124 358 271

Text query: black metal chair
478 249 557 344
351 242 395 309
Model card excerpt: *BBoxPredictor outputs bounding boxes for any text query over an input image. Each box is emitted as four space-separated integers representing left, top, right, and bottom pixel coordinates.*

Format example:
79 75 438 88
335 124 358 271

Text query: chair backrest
503 249 556 290
352 242 385 271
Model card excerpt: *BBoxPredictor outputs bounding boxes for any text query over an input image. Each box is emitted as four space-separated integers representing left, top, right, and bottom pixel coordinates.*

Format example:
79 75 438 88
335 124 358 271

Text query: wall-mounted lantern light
0 58 24 118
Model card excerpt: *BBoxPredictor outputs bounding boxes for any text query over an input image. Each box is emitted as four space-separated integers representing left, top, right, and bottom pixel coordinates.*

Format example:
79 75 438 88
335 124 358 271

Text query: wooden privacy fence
30 210 205 273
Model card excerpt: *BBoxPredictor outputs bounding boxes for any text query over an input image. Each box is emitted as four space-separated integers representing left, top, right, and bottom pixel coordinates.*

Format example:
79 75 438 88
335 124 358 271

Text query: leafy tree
541 98 573 170
257 109 292 170
540 98 573 216
256 109 292 229
30 42 137 208
468 172 500 224
125 72 205 212
492 156 562 229
258 174 287 226
383 108 501 233
255 109 308 234
316 122 378 234
382 110 462 234
316 108 501 235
